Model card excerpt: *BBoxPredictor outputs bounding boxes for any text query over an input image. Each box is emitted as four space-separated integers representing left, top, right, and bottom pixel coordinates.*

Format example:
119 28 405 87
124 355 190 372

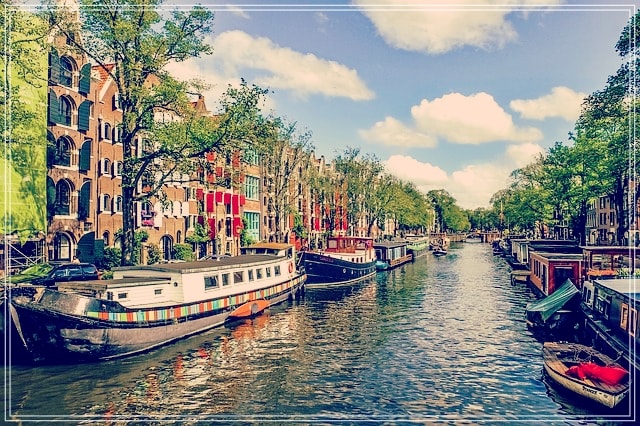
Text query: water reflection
4 243 635 424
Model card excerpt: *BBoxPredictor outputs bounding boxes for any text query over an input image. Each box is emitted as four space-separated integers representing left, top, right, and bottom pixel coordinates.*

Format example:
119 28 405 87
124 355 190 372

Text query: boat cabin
583 278 639 372
581 246 639 280
373 241 412 268
529 252 584 297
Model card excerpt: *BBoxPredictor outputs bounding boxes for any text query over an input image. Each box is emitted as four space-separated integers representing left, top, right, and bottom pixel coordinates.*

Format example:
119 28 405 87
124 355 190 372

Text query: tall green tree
47 1 268 264
1 2 49 240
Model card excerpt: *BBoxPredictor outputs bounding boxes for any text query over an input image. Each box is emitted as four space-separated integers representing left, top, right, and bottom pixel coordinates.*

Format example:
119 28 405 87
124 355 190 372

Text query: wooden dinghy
542 342 630 408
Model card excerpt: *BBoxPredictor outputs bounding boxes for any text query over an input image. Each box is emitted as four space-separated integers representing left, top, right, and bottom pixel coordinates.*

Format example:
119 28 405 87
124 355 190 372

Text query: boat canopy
526 279 579 323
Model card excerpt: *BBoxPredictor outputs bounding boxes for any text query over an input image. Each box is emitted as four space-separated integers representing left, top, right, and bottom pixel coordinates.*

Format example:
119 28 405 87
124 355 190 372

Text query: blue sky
164 1 635 209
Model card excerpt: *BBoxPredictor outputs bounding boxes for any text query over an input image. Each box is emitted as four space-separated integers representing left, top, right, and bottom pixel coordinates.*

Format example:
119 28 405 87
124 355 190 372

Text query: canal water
3 242 634 424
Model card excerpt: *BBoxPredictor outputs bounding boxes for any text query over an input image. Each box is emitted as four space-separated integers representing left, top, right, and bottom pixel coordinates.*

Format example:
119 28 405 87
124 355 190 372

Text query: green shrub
147 244 162 265
103 247 122 270
173 243 194 261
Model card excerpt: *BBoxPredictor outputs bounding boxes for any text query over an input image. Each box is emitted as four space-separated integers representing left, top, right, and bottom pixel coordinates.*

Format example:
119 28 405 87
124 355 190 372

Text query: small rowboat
542 342 630 408
228 299 270 320
432 247 447 256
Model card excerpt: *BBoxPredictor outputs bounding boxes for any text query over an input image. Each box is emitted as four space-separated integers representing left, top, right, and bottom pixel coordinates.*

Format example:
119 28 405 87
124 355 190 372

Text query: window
59 56 75 87
205 275 219 289
55 137 72 166
620 303 629 330
248 270 254 281
245 176 260 200
112 125 121 143
154 289 162 295
100 158 112 175
233 271 243 284
113 161 122 177
101 122 112 141
266 267 271 278
274 265 281 276
103 231 110 246
244 212 260 243
630 308 637 336
113 196 123 213
100 194 111 212
222 273 230 286
118 293 128 299
256 269 263 280
59 96 74 126
55 180 71 215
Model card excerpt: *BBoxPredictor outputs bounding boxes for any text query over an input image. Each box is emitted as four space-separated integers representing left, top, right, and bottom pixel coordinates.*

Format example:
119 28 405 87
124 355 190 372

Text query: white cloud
505 142 544 168
383 144 543 209
412 92 543 144
384 155 448 184
359 117 437 147
208 30 375 101
510 86 586 121
354 0 562 54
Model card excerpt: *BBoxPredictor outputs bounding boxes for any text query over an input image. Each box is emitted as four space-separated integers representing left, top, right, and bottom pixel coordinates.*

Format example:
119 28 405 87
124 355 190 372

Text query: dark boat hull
301 252 376 286
10 276 305 362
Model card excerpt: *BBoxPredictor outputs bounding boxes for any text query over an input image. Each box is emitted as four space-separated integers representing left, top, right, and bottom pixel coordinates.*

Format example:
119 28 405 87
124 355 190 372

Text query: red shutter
223 193 231 205
232 195 239 214
232 217 243 236
215 191 223 203
239 195 246 206
196 188 204 200
208 218 216 239
206 193 214 212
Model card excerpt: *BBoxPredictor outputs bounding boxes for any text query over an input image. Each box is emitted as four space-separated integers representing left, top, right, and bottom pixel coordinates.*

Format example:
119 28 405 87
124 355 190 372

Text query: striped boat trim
86 276 304 323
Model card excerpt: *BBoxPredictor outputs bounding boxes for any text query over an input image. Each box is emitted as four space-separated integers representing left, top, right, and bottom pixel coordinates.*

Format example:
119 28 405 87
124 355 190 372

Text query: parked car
30 263 99 287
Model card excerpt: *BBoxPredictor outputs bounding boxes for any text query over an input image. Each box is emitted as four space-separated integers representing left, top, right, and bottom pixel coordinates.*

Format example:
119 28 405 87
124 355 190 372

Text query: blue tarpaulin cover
526 279 579 323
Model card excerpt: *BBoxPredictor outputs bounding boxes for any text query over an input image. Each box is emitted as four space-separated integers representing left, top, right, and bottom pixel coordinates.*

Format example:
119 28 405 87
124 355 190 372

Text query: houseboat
405 236 430 260
582 278 639 374
528 251 584 298
300 236 376 287
581 246 637 281
526 279 581 339
10 243 306 362
374 241 412 270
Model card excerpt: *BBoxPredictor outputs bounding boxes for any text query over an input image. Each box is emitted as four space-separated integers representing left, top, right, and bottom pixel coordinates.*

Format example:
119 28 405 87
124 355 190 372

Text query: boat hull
542 342 630 408
10 275 305 362
301 252 376 287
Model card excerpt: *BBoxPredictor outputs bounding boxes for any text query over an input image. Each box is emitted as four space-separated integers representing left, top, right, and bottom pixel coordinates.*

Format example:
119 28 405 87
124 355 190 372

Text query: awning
526 279 579 323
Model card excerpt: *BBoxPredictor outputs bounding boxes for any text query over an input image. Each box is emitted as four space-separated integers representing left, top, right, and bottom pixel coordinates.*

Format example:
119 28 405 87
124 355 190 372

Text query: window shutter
48 50 60 84
48 90 60 124
78 100 92 131
99 120 105 140
79 139 91 171
113 125 119 143
78 64 91 94
78 182 91 219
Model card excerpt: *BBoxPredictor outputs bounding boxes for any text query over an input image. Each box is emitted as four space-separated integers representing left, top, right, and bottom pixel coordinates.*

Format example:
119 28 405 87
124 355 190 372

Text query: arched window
114 195 123 213
59 56 75 87
161 235 173 260
55 179 72 215
113 161 122 177
176 230 182 244
103 231 110 247
103 122 112 141
99 194 111 212
59 96 74 126
55 136 72 166
100 158 112 175
53 233 72 261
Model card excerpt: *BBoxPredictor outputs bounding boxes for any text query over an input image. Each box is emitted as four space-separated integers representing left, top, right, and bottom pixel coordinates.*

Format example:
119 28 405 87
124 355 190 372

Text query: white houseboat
10 243 305 362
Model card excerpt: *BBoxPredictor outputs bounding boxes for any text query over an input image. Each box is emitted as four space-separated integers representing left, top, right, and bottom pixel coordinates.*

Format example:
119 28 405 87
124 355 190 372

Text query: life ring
288 262 294 273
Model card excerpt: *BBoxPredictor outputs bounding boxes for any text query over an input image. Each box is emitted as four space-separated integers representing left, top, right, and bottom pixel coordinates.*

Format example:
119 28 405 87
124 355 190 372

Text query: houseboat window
274 265 281 276
266 267 271 278
118 293 128 299
256 269 263 279
595 294 611 319
154 289 162 295
582 288 592 305
620 303 629 330
222 273 230 286
248 270 254 281
205 276 218 289
107 291 113 301
233 271 243 284
629 308 637 336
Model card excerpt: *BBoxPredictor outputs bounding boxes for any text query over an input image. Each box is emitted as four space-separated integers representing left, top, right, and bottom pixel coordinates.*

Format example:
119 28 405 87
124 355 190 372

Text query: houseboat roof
529 252 584 261
114 254 284 273
580 246 635 253
244 242 293 250
592 278 640 301
58 277 171 292
374 241 408 249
